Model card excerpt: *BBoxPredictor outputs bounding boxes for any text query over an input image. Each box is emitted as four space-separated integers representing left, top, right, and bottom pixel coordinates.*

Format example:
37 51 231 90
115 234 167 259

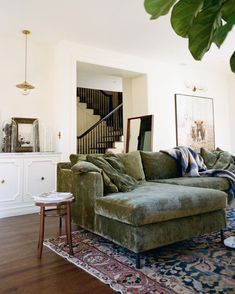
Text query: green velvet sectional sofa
57 151 229 268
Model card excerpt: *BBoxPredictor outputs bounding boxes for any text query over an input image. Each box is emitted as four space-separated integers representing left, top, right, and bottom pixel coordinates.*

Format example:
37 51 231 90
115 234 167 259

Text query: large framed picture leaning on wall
175 94 215 152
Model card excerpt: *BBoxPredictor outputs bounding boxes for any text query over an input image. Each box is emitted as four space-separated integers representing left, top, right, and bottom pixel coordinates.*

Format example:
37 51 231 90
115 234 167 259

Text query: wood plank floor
0 213 114 294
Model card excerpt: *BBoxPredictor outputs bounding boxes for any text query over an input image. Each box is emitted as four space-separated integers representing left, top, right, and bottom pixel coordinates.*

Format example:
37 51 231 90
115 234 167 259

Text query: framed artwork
175 94 215 151
11 117 40 152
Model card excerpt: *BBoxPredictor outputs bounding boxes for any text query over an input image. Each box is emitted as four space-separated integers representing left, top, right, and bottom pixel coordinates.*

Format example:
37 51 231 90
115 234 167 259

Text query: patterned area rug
44 209 235 294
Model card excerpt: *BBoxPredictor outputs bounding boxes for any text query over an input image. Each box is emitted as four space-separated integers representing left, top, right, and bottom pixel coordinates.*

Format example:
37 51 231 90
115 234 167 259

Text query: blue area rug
44 208 235 293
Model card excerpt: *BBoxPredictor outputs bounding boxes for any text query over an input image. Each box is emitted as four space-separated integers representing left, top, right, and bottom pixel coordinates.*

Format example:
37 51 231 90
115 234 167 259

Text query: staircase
77 88 124 154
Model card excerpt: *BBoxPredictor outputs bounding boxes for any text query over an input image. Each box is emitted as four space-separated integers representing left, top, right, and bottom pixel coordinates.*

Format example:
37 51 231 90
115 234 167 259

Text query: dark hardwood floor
0 213 114 294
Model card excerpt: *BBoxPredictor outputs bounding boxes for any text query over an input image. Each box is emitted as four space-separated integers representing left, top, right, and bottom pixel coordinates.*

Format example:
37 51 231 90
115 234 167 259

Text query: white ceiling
1 0 234 74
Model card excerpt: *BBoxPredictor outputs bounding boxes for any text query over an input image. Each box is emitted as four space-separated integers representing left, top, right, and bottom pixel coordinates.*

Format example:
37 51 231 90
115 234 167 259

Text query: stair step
113 141 124 149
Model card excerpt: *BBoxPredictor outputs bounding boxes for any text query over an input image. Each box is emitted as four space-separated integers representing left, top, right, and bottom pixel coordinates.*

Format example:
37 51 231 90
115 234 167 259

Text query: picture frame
11 117 40 152
175 94 215 152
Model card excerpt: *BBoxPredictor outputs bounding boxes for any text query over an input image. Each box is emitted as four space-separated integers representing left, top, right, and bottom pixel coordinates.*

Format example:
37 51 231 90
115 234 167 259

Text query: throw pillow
71 161 101 173
87 155 138 192
116 151 145 181
69 154 87 166
200 148 218 169
102 170 119 194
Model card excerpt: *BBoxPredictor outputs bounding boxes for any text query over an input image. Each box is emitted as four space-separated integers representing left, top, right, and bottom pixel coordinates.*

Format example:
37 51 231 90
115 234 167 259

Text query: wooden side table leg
66 203 73 255
38 206 45 259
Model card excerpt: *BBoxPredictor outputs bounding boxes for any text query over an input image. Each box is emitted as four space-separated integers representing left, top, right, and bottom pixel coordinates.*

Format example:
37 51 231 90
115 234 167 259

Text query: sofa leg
136 253 141 269
220 229 224 243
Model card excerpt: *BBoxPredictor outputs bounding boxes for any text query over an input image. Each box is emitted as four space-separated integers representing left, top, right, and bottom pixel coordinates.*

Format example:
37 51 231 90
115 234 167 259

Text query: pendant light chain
24 32 27 82
16 29 35 94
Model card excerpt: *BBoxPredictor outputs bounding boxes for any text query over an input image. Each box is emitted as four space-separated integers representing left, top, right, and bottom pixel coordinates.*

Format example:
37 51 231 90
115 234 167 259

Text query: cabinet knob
1 179 5 184
41 177 45 181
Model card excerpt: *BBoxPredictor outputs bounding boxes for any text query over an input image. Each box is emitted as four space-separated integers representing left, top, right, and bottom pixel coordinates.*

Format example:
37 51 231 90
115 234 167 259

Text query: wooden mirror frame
126 115 154 153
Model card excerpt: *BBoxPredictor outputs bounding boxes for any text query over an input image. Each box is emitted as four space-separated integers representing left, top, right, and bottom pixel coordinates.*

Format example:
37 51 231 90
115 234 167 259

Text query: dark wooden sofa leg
220 229 224 243
136 253 141 269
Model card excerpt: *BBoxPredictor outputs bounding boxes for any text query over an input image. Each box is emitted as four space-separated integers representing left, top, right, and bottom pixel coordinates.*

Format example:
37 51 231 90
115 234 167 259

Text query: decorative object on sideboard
16 30 35 95
11 117 40 152
175 94 215 152
2 120 13 152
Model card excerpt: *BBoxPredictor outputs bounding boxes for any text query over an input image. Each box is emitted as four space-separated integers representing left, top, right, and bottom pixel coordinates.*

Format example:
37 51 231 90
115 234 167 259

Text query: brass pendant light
16 30 35 95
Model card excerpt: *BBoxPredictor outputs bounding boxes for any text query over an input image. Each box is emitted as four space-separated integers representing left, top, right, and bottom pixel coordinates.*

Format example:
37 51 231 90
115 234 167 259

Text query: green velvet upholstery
117 151 145 181
57 162 73 193
95 183 227 226
87 155 138 192
154 176 230 191
57 150 229 260
71 161 101 173
201 147 235 172
69 154 87 166
71 171 103 229
95 209 226 252
140 151 181 180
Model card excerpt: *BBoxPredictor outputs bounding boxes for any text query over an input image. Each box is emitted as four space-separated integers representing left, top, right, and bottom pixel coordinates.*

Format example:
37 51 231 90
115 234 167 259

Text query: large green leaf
221 0 235 21
171 0 204 37
144 0 177 19
214 14 235 47
231 51 235 73
188 5 223 60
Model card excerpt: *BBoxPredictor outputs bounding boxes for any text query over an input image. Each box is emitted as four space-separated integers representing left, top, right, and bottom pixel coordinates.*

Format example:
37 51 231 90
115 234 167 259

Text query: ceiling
1 0 234 74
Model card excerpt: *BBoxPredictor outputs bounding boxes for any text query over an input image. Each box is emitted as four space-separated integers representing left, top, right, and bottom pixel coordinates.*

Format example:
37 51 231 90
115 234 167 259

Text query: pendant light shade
16 30 35 95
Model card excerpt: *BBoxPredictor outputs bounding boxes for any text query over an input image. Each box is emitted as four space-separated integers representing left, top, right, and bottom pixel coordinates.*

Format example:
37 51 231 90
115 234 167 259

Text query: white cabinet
0 152 60 218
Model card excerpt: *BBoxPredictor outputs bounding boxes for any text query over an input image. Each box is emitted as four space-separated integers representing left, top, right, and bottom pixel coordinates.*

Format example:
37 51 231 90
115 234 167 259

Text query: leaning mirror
126 115 153 152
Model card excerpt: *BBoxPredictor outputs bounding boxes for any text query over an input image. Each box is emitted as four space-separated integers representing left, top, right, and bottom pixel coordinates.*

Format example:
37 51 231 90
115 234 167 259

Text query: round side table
35 198 74 258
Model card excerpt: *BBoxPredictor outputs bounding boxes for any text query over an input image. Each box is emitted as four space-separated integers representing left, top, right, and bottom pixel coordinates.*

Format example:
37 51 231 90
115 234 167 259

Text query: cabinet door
0 158 23 202
24 157 57 200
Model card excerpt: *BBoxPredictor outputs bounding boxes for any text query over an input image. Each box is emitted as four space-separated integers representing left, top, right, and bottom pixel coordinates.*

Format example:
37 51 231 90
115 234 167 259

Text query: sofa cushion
153 176 230 191
95 182 227 226
140 151 181 180
70 154 87 166
87 155 138 192
71 161 101 173
117 151 145 181
200 148 235 173
102 171 119 194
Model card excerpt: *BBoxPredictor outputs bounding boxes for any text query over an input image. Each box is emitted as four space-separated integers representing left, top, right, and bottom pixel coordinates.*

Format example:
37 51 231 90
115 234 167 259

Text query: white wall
228 75 235 154
1 37 234 160
52 41 234 160
0 37 55 152
77 71 122 92
148 65 233 152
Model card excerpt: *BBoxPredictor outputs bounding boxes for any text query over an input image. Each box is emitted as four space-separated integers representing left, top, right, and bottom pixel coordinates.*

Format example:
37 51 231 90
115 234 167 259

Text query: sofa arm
72 171 104 231
57 162 73 192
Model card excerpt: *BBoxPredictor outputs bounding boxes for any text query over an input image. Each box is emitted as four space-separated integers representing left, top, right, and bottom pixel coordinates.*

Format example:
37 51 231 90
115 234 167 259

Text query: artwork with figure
11 117 40 152
18 123 33 147
175 94 215 151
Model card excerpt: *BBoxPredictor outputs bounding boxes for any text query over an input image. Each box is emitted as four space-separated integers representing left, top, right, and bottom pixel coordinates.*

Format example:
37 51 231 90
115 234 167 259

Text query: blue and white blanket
162 146 206 177
162 146 235 196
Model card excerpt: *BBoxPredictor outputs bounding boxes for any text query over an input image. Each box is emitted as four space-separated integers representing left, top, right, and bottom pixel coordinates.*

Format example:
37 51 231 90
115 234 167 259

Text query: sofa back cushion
70 154 87 166
140 151 181 180
116 151 145 181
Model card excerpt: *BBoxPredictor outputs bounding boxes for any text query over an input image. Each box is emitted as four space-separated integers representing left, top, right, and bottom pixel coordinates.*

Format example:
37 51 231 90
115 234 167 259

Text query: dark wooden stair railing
77 103 123 154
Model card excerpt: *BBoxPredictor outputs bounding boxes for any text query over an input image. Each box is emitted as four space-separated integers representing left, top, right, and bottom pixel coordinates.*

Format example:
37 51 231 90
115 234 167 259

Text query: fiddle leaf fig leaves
144 0 177 19
188 4 223 60
214 14 235 48
221 0 235 21
144 0 235 73
171 0 204 37
231 51 235 72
